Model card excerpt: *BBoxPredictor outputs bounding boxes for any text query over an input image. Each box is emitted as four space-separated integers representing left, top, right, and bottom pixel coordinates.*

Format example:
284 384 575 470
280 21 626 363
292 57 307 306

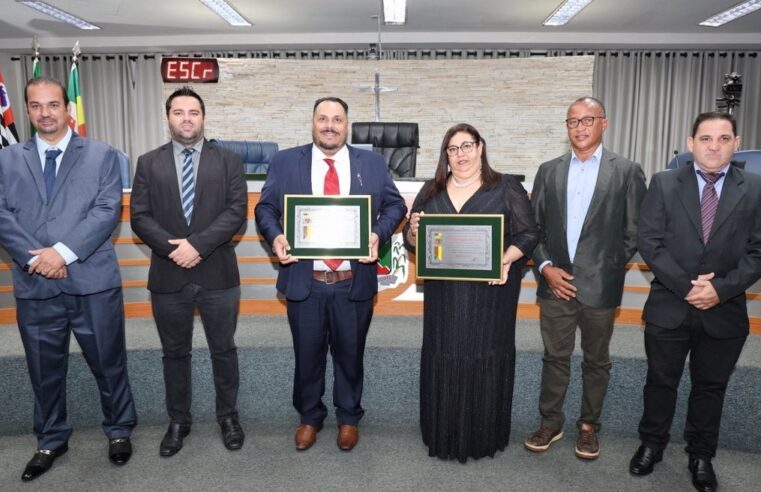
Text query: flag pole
30 36 41 136
67 41 87 136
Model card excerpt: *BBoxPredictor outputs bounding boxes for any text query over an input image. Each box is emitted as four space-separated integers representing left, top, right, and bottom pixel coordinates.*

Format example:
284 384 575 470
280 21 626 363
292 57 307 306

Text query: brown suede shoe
575 426 600 460
294 424 321 451
337 425 359 451
524 426 564 452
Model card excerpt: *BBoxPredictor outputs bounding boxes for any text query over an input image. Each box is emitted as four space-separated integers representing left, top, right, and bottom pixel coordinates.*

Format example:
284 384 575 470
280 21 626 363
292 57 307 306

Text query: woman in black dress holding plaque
404 123 538 463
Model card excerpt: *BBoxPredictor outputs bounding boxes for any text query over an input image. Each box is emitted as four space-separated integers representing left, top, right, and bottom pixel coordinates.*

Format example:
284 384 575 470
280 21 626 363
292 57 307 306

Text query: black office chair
351 122 418 178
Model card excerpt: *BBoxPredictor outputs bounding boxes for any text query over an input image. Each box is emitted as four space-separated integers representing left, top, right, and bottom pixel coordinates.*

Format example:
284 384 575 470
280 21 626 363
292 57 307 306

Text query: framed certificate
416 214 504 281
284 195 372 258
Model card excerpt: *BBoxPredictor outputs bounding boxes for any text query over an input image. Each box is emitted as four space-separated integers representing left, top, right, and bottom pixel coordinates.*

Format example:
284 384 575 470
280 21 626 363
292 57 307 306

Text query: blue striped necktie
44 148 62 204
181 148 195 225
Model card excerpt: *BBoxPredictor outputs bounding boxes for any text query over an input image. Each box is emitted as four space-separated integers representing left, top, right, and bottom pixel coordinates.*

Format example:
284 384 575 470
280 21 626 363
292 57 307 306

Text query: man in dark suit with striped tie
131 87 248 457
630 112 761 492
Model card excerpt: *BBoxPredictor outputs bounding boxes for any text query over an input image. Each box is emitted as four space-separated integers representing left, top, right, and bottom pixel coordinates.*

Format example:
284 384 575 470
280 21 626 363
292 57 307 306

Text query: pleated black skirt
420 273 520 463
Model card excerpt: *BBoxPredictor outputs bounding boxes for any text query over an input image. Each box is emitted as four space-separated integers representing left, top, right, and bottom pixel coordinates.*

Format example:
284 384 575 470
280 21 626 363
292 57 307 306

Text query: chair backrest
211 139 279 174
666 151 694 170
734 150 761 175
666 150 761 174
351 122 418 178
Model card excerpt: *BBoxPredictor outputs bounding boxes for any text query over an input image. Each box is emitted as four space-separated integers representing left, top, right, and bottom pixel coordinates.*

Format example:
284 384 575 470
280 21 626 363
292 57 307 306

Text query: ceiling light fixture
700 0 761 27
198 0 251 27
542 0 593 26
382 0 407 25
16 1 100 30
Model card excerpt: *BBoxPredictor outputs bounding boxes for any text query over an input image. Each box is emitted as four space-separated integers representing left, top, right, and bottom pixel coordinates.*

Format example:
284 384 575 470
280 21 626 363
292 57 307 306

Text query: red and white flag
0 67 20 149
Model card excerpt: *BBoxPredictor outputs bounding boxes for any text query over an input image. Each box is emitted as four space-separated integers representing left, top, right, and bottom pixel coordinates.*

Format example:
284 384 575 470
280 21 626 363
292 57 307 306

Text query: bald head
569 96 606 117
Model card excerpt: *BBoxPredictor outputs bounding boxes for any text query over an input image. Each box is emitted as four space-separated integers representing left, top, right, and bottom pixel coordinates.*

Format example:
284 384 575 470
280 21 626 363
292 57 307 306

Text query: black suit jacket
531 148 647 308
131 139 248 293
638 164 761 337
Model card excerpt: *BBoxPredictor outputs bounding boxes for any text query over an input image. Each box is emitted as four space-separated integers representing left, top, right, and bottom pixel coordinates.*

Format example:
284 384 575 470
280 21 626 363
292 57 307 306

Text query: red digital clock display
161 58 219 83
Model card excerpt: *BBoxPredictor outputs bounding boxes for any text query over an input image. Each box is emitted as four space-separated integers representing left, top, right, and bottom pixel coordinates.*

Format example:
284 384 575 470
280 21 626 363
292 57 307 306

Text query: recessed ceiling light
382 0 407 25
198 0 251 27
17 1 100 30
543 0 593 27
700 0 761 27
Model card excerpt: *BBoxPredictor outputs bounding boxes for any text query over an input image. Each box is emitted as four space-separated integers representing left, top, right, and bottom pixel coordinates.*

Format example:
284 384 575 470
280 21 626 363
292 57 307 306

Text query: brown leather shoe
294 424 321 451
575 425 600 460
337 425 359 451
524 426 564 452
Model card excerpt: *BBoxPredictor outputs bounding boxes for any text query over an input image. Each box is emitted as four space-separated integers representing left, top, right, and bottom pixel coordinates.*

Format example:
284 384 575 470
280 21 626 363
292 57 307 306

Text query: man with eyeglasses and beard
525 96 646 461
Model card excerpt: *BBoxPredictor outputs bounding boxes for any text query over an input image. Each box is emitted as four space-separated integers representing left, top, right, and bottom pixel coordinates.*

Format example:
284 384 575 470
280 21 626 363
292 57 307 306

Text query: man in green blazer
525 96 646 460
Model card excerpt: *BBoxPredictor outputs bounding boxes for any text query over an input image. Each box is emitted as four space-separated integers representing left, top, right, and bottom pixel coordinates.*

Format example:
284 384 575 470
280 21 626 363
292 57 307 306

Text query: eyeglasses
565 116 605 128
446 141 477 156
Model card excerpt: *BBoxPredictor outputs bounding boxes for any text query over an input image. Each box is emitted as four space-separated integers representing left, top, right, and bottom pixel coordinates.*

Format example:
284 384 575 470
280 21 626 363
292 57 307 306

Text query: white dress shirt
310 144 351 271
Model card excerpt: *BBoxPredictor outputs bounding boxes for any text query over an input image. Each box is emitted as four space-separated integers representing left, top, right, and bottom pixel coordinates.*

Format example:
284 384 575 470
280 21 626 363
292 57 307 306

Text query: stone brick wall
165 56 593 181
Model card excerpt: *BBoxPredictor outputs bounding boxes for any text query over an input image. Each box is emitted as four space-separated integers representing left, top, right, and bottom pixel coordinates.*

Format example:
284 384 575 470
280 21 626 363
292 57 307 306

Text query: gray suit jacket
531 148 646 308
0 135 123 300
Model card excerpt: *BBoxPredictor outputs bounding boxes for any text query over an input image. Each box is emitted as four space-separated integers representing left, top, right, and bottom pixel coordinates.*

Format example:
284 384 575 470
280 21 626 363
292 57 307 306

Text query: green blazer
531 148 646 308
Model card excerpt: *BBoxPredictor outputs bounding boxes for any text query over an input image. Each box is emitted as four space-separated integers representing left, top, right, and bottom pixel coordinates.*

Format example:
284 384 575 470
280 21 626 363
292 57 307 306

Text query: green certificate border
416 214 504 281
284 194 371 259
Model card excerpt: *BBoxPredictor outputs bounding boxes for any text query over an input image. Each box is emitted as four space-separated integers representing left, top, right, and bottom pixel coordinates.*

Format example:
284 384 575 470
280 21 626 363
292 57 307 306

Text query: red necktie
323 158 343 270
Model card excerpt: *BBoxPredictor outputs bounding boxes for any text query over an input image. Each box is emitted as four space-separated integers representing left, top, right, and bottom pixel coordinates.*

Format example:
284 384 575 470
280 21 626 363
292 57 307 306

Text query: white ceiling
1 0 760 54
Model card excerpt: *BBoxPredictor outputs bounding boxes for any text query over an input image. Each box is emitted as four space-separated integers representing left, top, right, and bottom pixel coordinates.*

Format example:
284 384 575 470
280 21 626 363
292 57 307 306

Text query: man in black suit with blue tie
255 97 406 452
0 77 136 481
131 87 248 457
630 112 761 492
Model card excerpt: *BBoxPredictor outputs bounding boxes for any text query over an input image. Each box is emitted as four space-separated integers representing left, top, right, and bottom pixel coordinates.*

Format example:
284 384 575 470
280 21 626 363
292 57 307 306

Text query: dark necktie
181 148 195 225
323 158 342 271
44 148 62 204
698 170 724 244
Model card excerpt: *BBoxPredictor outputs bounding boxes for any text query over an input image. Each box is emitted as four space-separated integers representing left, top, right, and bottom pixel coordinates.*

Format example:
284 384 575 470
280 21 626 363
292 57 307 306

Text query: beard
170 125 203 146
312 129 346 153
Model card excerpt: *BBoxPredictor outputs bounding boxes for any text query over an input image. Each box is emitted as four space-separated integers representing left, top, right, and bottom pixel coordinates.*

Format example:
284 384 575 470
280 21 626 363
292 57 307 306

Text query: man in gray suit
0 77 136 481
525 96 646 460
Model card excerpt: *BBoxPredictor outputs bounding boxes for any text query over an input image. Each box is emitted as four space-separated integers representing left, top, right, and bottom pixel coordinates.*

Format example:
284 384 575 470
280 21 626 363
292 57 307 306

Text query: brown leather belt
312 270 353 284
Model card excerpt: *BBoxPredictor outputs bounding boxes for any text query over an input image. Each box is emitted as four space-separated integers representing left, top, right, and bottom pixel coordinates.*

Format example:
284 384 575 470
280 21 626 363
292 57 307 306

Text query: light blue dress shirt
694 162 729 200
566 144 603 263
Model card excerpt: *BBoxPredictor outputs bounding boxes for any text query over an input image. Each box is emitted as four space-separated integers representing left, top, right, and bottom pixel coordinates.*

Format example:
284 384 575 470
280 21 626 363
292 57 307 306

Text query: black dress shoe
108 438 132 465
159 423 191 457
629 444 662 476
21 444 68 482
689 456 718 492
219 416 245 450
